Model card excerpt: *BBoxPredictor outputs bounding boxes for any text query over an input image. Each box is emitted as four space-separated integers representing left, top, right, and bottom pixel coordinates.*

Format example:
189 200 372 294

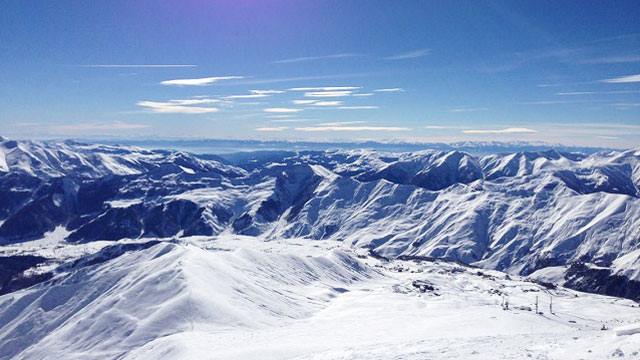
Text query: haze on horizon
1 0 639 148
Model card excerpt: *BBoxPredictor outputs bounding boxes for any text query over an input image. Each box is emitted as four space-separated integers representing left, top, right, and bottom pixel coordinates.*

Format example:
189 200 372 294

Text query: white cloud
338 106 378 109
304 91 353 97
160 76 243 86
385 48 430 60
137 99 220 114
449 107 488 113
295 125 409 132
251 89 285 95
170 99 221 105
223 94 270 99
352 93 374 97
556 90 640 95
263 107 302 113
462 127 538 134
600 74 640 83
374 88 404 93
255 126 289 132
292 100 318 105
82 64 196 68
273 53 360 64
289 86 361 91
555 91 597 95
267 115 294 119
311 101 344 106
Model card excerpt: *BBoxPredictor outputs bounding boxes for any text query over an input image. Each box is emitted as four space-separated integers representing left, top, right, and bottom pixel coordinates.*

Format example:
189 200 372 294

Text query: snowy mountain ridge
0 138 639 300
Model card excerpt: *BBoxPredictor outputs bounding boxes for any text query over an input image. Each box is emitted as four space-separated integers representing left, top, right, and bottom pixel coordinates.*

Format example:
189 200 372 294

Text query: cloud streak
385 48 430 60
255 126 289 132
310 100 344 106
223 94 270 99
600 74 640 83
295 125 409 132
462 127 538 134
304 91 353 97
82 64 196 68
273 53 360 64
449 107 488 113
289 86 361 91
578 55 640 64
263 107 302 113
137 99 220 114
160 76 244 86
374 88 404 93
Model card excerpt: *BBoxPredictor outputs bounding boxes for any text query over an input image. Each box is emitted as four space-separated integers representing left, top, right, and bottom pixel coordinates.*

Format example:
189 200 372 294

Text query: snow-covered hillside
0 138 639 301
1 237 639 359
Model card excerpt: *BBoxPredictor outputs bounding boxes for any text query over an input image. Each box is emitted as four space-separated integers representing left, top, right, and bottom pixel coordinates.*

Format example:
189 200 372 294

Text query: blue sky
1 1 639 147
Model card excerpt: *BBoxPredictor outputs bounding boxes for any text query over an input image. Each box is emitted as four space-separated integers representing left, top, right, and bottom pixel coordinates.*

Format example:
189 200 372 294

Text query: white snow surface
1 237 639 360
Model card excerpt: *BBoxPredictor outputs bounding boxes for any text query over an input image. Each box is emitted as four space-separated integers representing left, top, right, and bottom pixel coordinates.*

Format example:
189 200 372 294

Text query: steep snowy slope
0 241 375 359
0 238 638 359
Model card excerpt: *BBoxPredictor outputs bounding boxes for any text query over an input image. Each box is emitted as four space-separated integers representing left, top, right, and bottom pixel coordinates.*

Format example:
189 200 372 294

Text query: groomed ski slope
1 236 639 360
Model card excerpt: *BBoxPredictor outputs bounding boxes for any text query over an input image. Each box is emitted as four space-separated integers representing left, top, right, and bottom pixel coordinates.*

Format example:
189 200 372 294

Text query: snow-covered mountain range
1 138 639 299
1 137 640 359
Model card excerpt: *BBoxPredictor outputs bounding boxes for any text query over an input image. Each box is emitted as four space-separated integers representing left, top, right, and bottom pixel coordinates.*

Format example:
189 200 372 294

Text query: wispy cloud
292 100 318 105
291 100 318 105
578 54 640 64
273 53 360 64
385 48 430 60
267 115 294 119
255 126 289 132
352 93 374 97
600 74 640 83
231 73 375 86
519 100 589 105
223 94 270 99
338 106 378 110
160 76 243 86
137 99 220 114
374 88 404 93
311 100 344 106
449 107 488 113
304 91 353 98
82 64 196 68
251 89 285 95
556 90 640 96
292 100 343 106
263 107 302 113
289 86 361 91
295 125 409 132
462 127 538 134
